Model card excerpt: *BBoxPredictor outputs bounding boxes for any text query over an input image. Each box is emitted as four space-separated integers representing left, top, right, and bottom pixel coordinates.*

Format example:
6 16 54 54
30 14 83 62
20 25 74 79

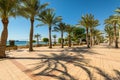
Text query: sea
7 41 47 46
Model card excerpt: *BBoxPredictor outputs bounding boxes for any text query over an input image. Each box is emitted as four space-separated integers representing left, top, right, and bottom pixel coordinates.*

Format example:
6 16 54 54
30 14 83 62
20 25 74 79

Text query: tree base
29 49 33 51
0 54 6 58
49 47 52 48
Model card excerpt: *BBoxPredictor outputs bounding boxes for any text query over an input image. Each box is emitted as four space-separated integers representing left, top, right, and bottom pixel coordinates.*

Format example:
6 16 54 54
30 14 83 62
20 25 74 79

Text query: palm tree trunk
61 31 64 48
54 38 56 45
68 34 71 47
37 37 39 46
90 28 92 47
86 28 90 48
0 19 9 58
49 26 52 48
113 23 118 48
29 19 34 51
109 37 111 46
93 36 95 45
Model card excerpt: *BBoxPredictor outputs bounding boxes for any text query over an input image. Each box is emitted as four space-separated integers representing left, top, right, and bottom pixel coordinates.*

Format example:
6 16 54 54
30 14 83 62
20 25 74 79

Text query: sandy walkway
1 45 120 80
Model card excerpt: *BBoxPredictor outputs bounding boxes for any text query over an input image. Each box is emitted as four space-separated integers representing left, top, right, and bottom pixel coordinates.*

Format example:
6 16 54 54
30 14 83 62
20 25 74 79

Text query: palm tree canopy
92 29 102 36
104 25 114 37
34 33 40 38
104 15 120 25
65 24 74 35
53 22 66 32
78 14 99 28
115 8 120 14
36 9 62 27
19 0 49 19
0 0 19 20
79 15 89 28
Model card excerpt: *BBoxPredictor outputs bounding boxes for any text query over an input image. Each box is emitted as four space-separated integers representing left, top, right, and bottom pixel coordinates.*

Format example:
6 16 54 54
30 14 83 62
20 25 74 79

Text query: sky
0 0 120 41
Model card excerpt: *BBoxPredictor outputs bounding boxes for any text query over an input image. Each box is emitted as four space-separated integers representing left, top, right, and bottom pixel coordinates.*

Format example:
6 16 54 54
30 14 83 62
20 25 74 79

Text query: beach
6 41 47 46
0 44 120 80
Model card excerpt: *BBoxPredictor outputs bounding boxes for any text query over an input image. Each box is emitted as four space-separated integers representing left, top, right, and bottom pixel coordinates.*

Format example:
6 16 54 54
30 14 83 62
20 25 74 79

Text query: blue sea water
7 41 47 46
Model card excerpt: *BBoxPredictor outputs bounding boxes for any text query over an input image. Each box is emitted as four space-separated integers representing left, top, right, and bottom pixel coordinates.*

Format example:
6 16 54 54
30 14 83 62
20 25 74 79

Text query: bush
43 38 49 43
58 38 64 43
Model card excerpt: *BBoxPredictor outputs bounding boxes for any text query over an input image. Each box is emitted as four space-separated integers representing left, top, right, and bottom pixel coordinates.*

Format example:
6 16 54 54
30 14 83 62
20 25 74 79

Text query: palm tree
79 14 99 47
78 14 90 48
52 35 57 45
53 22 66 48
65 25 74 47
96 32 104 45
36 9 62 48
20 0 48 51
104 25 114 46
88 15 99 47
34 33 41 46
0 0 19 58
105 15 120 48
92 29 100 45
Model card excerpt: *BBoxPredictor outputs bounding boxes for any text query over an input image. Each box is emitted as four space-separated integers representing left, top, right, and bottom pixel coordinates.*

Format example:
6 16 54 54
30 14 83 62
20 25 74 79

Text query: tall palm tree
78 14 90 48
88 15 99 47
104 25 114 46
105 15 120 48
96 32 104 45
53 22 66 48
34 33 41 46
36 9 62 48
65 25 74 47
79 14 99 48
0 0 19 58
115 8 120 46
20 0 48 51
92 29 100 45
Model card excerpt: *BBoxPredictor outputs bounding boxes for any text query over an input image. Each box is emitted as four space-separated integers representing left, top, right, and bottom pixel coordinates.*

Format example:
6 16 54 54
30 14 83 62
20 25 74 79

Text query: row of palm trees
78 14 100 48
47 14 101 48
104 8 120 48
0 0 49 57
0 0 102 58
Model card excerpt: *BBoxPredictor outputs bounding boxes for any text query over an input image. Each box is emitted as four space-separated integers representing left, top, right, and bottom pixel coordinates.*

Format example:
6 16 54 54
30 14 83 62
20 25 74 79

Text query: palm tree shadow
94 67 120 80
6 46 100 80
25 52 93 80
69 47 101 55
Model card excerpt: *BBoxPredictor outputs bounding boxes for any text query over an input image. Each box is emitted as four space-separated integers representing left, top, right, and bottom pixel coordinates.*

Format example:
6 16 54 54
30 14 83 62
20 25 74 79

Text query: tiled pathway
0 45 120 80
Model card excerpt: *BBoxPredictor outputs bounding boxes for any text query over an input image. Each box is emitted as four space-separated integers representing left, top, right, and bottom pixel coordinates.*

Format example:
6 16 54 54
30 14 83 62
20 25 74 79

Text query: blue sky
0 0 120 41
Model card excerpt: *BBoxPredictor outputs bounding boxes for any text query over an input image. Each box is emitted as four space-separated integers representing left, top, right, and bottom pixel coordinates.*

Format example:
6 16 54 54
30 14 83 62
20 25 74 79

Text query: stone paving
0 45 120 80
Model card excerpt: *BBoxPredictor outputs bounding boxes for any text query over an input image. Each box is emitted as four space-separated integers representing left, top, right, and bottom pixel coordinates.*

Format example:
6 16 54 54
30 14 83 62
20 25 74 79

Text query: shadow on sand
25 52 92 80
6 46 99 80
93 67 120 80
5 46 120 80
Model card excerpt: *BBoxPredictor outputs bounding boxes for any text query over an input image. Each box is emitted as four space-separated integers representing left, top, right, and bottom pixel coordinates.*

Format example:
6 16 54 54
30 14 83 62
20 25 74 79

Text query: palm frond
36 9 62 27
36 24 46 27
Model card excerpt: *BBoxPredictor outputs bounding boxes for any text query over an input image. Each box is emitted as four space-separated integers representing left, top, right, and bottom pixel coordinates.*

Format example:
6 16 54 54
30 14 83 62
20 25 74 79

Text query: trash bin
9 40 15 46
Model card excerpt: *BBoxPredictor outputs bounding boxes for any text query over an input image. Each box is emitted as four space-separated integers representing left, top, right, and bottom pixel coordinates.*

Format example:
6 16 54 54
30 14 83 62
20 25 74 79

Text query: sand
0 44 120 80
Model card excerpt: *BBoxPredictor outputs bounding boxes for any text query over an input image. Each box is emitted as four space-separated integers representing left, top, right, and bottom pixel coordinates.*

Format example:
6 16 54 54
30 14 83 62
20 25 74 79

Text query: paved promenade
0 45 120 80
